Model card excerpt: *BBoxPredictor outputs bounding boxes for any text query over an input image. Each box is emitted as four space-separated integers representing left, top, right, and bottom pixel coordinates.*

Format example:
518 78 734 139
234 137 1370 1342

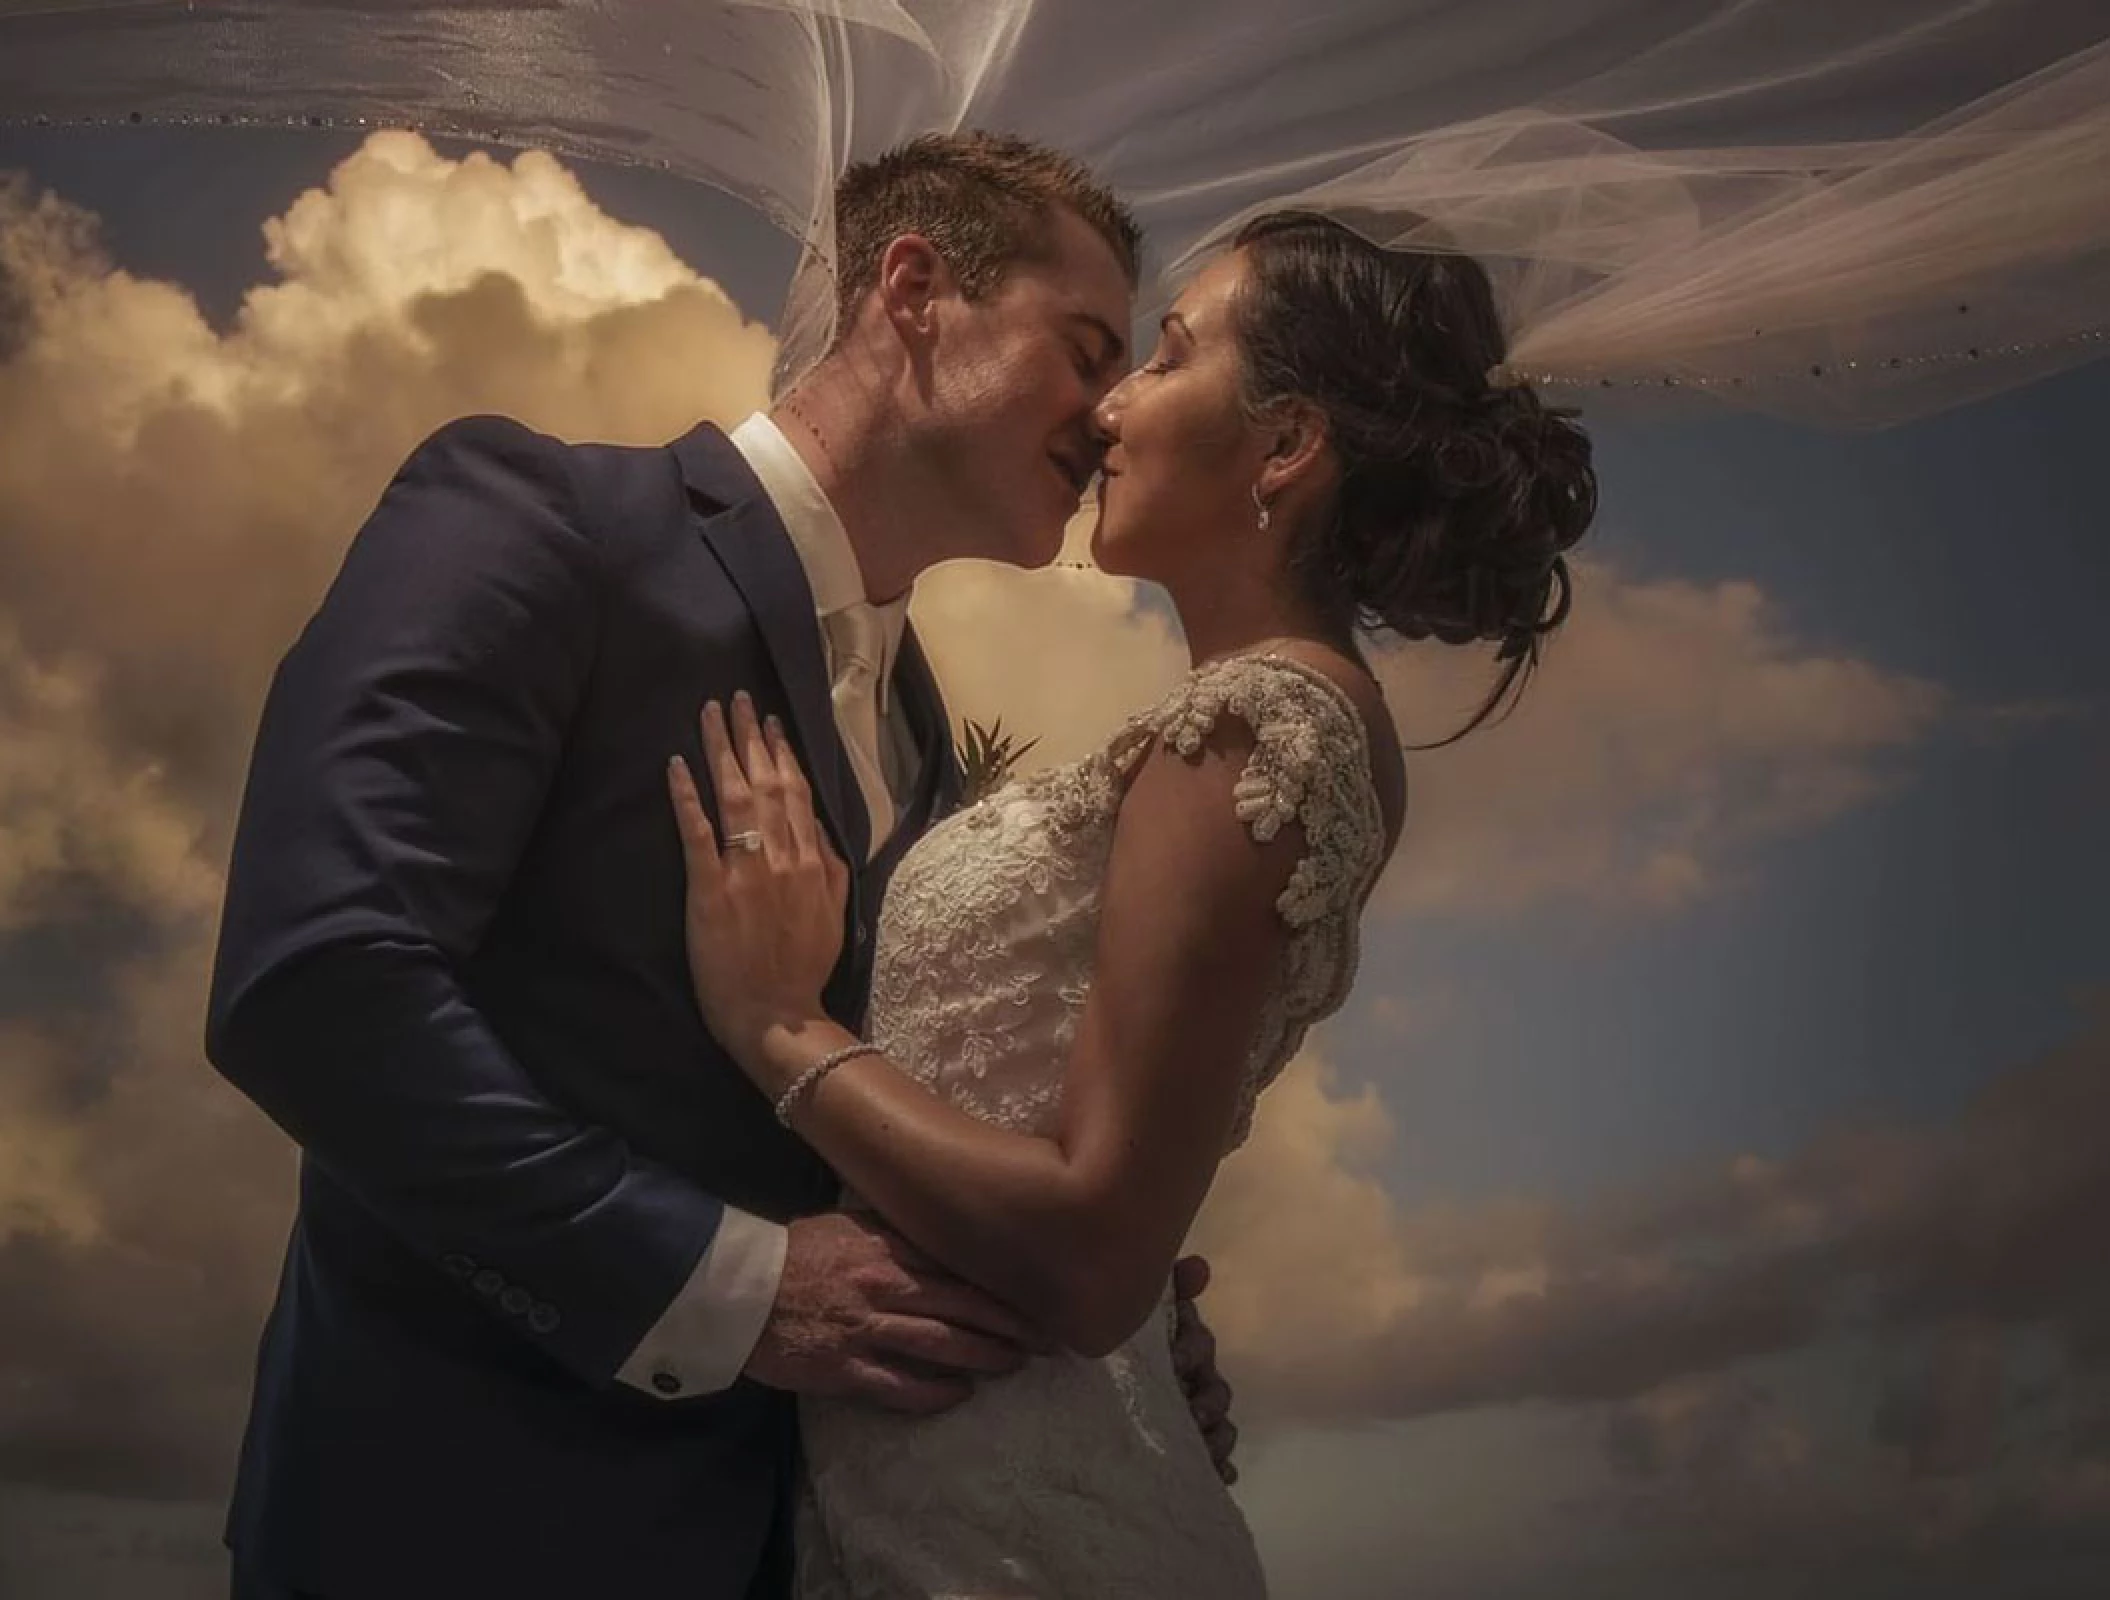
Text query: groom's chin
1022 518 1079 571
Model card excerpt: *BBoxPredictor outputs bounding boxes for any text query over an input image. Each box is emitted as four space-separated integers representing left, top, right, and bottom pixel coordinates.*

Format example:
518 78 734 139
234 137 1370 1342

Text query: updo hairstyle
1231 212 1597 743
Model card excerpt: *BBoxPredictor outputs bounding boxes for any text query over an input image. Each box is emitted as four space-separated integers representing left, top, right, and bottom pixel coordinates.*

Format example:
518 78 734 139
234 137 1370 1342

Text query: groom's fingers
1186 1374 1233 1430
1211 1423 1240 1485
1171 1308 1217 1380
852 1221 1056 1351
1172 1253 1211 1302
891 1277 1057 1355
864 1314 1029 1378
838 1359 973 1416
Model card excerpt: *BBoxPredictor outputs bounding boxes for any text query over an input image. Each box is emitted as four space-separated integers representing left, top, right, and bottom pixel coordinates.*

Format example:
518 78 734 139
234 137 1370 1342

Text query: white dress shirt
615 412 916 1400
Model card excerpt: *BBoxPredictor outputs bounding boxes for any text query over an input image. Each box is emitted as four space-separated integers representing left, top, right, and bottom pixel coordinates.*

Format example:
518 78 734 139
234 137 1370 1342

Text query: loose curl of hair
1231 212 1597 746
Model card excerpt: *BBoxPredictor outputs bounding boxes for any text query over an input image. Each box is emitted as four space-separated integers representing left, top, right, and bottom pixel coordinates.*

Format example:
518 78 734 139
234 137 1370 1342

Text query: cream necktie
824 603 896 856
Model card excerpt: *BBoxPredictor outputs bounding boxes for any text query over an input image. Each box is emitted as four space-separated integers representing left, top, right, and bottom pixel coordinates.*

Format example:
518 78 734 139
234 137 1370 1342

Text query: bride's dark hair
1231 211 1597 745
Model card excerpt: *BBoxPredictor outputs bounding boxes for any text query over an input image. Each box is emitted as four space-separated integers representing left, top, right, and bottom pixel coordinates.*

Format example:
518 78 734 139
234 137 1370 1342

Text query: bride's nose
1092 383 1128 441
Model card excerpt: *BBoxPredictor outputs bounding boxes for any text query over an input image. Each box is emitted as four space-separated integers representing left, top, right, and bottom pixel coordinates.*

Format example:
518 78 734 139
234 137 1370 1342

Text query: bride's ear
1253 397 1332 505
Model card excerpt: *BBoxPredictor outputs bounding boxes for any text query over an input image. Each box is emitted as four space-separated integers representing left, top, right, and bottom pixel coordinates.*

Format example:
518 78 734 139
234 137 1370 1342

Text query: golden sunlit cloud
1367 568 1947 917
913 513 1188 764
1191 1007 2109 1452
0 1029 101 1249
1581 1354 2110 1568
0 625 220 934
0 132 775 824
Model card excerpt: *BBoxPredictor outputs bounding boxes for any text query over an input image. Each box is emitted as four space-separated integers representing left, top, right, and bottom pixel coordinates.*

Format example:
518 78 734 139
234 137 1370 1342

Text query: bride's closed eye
1150 308 1198 364
1141 318 1191 376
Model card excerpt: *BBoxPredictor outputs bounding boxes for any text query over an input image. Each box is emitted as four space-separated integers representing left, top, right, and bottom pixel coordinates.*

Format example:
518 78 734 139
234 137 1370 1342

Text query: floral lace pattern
800 654 1390 1599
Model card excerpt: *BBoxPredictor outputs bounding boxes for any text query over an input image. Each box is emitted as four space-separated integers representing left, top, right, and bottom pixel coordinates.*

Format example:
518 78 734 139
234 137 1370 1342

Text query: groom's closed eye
1065 312 1128 380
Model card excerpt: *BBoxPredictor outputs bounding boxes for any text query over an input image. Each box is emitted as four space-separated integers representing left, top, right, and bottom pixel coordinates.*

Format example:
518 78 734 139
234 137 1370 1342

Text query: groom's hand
1172 1254 1240 1484
744 1212 1047 1413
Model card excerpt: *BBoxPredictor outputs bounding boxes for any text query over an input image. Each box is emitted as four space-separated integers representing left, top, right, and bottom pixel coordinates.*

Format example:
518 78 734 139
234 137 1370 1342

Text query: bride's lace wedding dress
796 653 1389 1600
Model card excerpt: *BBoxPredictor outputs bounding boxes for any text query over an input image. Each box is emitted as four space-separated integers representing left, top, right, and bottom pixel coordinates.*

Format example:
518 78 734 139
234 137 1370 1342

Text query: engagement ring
724 830 766 854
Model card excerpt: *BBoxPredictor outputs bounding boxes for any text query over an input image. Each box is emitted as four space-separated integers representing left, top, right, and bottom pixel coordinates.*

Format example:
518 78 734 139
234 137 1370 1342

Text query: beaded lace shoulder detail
1108 653 1387 922
1106 652 1391 1144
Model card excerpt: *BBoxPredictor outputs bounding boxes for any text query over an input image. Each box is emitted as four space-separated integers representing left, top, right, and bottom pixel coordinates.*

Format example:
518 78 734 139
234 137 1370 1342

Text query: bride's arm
672 694 1302 1358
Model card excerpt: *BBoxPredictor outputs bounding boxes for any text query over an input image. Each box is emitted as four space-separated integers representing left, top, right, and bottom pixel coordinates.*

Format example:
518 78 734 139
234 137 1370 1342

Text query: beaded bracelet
774 1041 884 1127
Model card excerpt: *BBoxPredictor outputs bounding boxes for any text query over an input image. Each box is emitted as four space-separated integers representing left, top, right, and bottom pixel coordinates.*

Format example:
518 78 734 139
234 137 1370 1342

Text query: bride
666 210 1595 1597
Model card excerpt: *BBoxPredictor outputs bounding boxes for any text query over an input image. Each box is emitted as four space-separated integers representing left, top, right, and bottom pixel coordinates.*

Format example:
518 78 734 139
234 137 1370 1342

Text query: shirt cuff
615 1206 788 1400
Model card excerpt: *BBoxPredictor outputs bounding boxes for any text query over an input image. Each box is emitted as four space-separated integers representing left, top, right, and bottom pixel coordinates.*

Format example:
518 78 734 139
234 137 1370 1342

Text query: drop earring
1251 483 1272 532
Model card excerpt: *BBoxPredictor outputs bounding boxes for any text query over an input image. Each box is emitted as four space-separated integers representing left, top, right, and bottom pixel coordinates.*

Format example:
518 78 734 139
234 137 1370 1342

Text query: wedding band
724 830 766 854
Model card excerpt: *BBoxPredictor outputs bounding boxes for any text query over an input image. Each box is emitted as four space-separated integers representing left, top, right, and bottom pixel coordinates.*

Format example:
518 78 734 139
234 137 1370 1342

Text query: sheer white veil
3 0 2103 425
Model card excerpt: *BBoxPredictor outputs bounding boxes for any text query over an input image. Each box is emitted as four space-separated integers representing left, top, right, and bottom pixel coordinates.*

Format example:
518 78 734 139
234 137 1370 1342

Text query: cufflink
651 1371 683 1396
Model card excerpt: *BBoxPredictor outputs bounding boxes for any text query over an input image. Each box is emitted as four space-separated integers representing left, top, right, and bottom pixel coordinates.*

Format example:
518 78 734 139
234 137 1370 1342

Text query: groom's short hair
831 131 1140 332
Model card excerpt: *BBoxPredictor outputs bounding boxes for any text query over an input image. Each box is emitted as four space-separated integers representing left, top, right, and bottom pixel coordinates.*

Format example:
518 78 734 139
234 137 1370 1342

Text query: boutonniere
955 718 1040 806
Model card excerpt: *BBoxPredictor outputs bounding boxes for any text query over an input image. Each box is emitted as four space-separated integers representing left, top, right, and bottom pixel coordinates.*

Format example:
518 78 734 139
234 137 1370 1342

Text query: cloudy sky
0 121 2105 1599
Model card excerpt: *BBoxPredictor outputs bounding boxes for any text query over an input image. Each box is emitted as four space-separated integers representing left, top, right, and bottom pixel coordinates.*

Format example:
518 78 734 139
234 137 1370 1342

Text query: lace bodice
866 651 1388 1150
795 654 1391 1600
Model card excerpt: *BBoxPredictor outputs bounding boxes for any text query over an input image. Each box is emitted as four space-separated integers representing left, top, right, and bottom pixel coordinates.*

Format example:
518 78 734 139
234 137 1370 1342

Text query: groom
206 131 1235 1600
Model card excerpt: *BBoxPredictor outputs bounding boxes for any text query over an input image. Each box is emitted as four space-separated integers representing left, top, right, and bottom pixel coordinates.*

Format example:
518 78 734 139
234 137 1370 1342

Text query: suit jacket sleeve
206 414 724 1385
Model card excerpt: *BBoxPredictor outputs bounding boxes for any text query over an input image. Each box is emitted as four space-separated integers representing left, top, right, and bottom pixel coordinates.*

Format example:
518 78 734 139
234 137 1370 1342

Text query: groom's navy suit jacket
206 415 960 1600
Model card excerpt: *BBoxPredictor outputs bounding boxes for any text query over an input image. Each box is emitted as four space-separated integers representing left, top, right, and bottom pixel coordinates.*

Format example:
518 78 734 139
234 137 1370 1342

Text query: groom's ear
877 233 949 344
1255 397 1332 503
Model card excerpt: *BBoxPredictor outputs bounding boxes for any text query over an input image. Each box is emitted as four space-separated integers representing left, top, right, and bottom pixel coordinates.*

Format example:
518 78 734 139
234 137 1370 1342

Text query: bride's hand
666 692 851 1068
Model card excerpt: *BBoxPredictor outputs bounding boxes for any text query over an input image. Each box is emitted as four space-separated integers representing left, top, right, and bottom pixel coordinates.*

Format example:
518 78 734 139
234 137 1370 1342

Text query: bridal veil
4 0 2103 425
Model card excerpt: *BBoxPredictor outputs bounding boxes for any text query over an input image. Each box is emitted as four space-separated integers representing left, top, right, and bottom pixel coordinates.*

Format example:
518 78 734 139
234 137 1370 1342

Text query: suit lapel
672 424 871 871
861 623 963 907
894 623 964 825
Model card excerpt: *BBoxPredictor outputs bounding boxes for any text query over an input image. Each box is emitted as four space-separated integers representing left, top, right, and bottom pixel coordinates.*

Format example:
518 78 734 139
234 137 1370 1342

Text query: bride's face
1088 249 1271 583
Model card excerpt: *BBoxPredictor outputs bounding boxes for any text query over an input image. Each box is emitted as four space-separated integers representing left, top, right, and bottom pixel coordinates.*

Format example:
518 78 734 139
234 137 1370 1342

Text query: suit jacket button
528 1303 561 1335
440 1253 475 1280
651 1371 683 1396
499 1286 532 1316
854 922 868 948
471 1269 505 1297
